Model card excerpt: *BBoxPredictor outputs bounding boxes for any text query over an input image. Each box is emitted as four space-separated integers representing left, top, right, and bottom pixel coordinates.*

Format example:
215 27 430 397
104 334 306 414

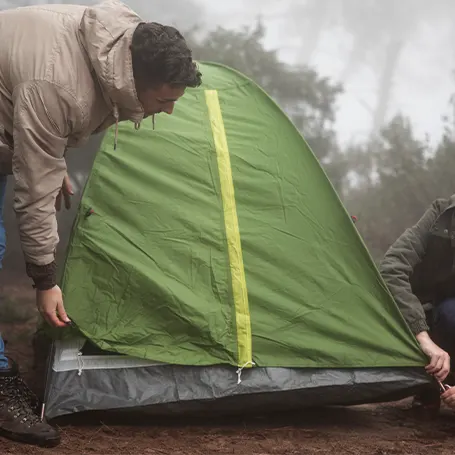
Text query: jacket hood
78 0 144 124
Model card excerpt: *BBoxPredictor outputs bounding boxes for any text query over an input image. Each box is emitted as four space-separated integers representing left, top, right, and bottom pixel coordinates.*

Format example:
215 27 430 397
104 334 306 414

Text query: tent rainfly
42 62 430 419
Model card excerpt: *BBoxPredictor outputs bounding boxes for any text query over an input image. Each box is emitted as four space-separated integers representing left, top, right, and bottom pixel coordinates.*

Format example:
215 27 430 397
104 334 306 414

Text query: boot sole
0 427 61 448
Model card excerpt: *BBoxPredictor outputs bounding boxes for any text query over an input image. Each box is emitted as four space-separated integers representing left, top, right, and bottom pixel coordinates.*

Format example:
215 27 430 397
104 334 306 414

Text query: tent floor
43 338 431 420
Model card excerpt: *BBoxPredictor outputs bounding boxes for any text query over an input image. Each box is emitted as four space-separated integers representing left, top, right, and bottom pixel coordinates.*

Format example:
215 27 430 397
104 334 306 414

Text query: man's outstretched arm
12 80 81 326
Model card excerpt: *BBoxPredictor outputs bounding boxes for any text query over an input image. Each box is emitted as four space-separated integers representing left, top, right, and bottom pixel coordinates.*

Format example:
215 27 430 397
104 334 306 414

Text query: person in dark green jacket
380 195 455 411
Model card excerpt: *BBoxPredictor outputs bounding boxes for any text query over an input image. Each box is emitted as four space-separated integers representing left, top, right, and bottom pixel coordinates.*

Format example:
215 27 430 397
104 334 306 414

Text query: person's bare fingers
56 191 62 211
435 370 447 382
66 176 74 194
442 389 455 408
57 300 70 323
434 355 445 373
63 176 73 194
436 355 451 381
45 309 66 328
64 189 72 210
427 355 443 374
61 176 73 210
432 354 446 373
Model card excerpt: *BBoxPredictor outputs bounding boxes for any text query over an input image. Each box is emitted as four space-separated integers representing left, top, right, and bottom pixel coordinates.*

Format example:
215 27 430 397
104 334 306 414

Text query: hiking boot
11 363 41 414
0 359 60 447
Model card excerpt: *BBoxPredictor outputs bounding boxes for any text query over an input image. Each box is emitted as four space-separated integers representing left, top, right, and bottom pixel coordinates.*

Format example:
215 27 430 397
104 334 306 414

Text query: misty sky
304 23 453 145
190 0 454 147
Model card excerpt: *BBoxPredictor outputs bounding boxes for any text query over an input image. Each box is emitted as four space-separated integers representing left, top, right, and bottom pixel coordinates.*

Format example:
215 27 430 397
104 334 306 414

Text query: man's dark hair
131 22 202 91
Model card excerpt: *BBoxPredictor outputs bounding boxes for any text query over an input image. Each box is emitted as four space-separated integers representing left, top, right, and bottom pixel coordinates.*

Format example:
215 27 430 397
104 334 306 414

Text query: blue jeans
0 175 8 368
432 298 455 365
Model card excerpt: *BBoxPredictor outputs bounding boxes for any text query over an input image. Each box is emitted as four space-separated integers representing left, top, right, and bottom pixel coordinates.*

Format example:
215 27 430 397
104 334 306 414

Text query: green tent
43 62 429 419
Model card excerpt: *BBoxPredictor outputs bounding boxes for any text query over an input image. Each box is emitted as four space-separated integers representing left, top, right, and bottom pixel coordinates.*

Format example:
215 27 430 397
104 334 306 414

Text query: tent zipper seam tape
205 89 253 368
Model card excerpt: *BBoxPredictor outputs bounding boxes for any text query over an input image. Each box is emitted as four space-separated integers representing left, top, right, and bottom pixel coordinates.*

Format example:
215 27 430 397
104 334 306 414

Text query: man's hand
416 331 450 381
36 285 71 328
442 387 455 408
55 174 73 211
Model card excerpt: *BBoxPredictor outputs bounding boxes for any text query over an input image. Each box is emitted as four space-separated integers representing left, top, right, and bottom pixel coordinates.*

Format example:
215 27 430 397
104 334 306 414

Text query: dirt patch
2 276 455 454
1 404 455 455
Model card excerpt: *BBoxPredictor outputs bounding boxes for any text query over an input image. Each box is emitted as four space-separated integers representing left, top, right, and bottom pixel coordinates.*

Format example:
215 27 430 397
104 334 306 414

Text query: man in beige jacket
0 0 201 447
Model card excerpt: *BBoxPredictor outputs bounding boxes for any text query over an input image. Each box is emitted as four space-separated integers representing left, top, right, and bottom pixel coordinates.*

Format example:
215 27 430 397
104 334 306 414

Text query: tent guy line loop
236 361 256 384
77 351 84 376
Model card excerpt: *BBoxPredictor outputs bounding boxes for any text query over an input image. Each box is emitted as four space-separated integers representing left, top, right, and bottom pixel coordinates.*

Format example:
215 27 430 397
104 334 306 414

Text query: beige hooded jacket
0 1 144 284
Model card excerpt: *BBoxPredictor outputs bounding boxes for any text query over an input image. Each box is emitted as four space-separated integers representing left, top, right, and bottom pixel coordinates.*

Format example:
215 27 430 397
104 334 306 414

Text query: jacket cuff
25 261 57 291
409 319 429 335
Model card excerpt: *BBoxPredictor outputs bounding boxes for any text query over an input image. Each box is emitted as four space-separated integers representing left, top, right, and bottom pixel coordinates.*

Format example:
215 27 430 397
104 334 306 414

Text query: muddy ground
2 274 455 455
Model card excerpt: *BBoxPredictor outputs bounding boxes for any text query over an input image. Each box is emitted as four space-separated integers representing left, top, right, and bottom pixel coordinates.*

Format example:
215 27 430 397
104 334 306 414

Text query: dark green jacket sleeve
379 199 449 335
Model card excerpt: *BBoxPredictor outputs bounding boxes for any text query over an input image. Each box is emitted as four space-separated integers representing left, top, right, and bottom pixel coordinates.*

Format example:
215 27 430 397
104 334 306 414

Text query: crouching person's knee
433 299 455 359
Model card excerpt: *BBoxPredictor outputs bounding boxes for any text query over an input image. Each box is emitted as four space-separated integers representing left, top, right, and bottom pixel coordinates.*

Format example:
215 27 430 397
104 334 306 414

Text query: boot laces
0 376 41 426
15 374 40 412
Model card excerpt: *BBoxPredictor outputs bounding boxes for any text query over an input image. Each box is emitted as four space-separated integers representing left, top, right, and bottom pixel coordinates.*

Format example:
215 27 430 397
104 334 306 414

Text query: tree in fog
341 0 455 135
277 0 455 136
344 90 455 261
344 115 432 259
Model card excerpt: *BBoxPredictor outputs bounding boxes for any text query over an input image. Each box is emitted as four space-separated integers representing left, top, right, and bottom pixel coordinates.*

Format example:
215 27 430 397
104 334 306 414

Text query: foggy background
2 0 455 276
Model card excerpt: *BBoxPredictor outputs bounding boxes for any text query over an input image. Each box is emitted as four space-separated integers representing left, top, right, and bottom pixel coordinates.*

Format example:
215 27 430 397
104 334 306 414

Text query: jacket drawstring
112 104 143 151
